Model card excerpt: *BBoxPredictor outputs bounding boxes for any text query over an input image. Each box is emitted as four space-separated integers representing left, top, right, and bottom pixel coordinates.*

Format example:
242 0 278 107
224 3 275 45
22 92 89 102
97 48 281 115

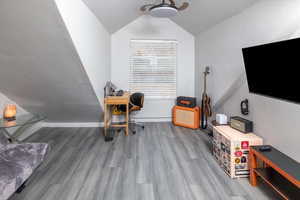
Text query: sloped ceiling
0 0 101 122
83 0 258 35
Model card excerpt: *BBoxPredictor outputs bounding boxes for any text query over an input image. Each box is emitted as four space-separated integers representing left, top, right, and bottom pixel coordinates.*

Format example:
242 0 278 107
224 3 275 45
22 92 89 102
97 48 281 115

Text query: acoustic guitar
201 67 212 129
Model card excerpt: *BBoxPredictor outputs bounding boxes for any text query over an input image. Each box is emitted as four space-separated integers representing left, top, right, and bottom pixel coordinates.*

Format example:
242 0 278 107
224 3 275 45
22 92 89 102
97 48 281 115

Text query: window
129 40 177 99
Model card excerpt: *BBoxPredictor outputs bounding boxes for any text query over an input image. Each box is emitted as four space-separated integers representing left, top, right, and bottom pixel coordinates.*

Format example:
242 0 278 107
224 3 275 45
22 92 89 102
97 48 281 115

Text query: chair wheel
105 136 113 142
142 126 145 129
132 131 136 135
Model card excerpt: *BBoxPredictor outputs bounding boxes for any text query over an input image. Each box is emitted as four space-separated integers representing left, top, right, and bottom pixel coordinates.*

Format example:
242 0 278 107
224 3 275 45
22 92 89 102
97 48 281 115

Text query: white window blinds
129 40 177 99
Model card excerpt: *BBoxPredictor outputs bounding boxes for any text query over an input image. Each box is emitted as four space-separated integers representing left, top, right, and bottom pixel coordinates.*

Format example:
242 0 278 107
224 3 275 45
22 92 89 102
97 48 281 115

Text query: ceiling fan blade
178 2 189 11
169 0 176 6
140 4 155 12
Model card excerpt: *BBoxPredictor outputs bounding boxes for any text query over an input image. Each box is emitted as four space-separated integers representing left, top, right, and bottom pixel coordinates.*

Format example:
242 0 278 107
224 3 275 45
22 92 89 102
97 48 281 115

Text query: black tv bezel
242 37 300 105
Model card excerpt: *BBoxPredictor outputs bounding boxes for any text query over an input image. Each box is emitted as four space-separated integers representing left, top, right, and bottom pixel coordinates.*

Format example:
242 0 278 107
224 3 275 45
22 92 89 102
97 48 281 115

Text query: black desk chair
129 92 145 134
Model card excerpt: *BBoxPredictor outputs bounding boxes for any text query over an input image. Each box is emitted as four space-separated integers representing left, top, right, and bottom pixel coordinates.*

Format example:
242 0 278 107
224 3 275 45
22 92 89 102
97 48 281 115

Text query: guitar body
205 96 212 117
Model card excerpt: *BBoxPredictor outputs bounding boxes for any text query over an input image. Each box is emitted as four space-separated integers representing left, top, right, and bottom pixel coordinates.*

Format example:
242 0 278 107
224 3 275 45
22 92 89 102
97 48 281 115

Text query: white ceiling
83 0 258 35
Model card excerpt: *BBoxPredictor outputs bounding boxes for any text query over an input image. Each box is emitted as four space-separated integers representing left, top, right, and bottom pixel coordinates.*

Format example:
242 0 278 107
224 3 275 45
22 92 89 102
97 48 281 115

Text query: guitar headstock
204 66 210 76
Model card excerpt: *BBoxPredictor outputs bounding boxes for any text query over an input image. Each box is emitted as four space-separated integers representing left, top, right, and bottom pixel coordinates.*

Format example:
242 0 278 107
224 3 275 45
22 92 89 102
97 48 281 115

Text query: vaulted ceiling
83 0 258 35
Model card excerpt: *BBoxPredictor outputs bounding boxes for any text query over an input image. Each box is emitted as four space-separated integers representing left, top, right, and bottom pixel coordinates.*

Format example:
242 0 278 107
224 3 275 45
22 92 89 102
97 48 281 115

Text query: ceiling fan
140 0 189 18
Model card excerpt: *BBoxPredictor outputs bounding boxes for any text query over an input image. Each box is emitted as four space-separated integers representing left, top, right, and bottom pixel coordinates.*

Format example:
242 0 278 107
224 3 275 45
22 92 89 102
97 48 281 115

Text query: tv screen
242 38 300 104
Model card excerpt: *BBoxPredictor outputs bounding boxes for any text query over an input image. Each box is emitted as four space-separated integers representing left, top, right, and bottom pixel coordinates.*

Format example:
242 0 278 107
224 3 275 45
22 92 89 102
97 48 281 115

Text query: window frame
129 39 178 100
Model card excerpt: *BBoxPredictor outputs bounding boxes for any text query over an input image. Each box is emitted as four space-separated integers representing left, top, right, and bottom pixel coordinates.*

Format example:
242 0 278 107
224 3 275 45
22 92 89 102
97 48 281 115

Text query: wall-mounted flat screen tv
242 38 300 104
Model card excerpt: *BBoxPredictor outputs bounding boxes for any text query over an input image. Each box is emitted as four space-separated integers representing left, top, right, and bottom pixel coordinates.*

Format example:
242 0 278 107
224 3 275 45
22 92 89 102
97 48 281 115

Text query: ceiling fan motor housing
150 4 178 18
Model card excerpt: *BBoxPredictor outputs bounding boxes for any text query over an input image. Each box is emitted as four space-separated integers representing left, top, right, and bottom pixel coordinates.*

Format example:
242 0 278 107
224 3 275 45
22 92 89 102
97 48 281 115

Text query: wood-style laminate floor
10 123 279 200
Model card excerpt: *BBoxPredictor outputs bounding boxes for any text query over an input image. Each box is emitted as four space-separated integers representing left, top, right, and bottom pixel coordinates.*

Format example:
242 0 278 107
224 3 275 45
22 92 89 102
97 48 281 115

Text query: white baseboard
132 118 172 123
42 119 171 127
42 122 104 128
42 118 171 127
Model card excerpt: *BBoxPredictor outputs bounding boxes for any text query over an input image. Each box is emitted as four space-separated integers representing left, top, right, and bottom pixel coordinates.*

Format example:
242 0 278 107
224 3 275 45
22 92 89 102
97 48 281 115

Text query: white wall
196 0 300 162
0 0 102 122
111 16 195 120
55 0 111 111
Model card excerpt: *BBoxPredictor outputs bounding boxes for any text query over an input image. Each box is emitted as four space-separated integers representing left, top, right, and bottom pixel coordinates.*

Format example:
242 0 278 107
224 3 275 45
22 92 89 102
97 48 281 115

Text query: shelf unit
254 168 299 199
250 146 300 200
104 92 130 136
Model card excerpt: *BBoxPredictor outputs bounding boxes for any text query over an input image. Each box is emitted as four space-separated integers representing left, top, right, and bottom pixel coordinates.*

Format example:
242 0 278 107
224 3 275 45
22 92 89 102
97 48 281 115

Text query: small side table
0 114 45 143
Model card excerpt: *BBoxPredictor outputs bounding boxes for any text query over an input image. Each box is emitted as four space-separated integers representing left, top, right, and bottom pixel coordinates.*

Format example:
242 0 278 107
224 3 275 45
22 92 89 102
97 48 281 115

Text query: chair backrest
130 93 144 108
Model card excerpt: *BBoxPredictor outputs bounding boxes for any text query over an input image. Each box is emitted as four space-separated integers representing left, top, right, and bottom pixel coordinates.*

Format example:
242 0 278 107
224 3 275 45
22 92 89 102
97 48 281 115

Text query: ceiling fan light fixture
149 5 178 18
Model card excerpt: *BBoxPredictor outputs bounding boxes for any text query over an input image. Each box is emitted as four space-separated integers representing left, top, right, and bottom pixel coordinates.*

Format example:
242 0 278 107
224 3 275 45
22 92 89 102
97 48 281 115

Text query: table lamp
3 105 17 121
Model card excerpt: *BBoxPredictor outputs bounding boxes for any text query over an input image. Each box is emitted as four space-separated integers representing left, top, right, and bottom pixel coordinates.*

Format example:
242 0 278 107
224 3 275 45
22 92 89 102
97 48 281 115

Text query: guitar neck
203 74 207 95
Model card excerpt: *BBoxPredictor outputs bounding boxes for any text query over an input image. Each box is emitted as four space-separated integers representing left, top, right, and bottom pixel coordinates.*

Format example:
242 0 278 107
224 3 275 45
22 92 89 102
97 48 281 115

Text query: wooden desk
249 145 300 199
104 92 130 136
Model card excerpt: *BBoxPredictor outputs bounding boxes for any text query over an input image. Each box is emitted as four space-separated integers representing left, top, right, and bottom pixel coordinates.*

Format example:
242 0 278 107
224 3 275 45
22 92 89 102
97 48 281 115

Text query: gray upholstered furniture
0 132 48 200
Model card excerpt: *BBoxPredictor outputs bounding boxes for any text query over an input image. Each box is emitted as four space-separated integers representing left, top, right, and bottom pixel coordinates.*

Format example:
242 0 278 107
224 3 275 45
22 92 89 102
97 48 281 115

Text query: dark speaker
176 96 197 108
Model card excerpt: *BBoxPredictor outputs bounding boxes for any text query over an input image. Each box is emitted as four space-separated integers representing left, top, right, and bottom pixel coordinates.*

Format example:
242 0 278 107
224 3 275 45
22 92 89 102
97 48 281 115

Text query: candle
3 105 17 121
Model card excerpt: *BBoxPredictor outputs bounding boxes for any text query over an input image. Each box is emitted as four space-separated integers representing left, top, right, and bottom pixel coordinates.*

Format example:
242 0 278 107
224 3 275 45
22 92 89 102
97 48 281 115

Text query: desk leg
126 103 129 136
249 148 258 186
